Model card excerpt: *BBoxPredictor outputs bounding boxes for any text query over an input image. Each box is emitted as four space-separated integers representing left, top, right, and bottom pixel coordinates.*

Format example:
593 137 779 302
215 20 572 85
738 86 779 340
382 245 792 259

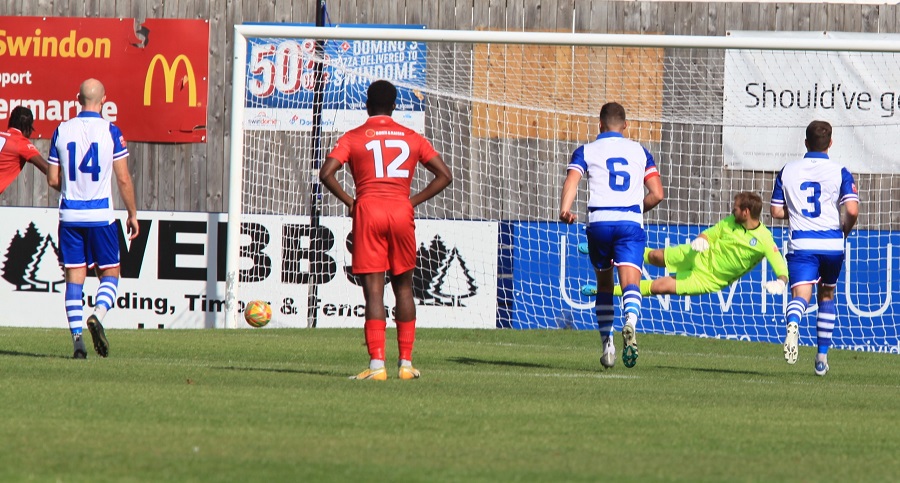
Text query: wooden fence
1 1 897 228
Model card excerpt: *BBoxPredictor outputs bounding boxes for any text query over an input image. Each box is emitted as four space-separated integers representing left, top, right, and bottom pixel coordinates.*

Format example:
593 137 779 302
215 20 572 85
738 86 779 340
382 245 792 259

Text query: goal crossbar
234 25 900 52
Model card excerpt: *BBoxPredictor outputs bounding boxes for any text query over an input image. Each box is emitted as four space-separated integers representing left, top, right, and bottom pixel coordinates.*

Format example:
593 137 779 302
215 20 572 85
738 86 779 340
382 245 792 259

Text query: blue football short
59 223 121 269
786 251 845 288
585 222 646 271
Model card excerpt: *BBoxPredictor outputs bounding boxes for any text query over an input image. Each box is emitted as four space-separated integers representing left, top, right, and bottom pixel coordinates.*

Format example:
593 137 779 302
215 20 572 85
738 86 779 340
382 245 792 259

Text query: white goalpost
226 25 900 354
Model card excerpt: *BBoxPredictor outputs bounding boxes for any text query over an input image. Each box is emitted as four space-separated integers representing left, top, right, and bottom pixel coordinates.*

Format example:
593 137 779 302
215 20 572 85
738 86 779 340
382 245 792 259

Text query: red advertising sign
0 17 208 143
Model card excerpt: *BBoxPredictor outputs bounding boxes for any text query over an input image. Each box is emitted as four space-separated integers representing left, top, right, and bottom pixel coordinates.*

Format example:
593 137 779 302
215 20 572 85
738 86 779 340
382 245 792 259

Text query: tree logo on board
342 233 479 307
413 235 478 307
1 222 64 292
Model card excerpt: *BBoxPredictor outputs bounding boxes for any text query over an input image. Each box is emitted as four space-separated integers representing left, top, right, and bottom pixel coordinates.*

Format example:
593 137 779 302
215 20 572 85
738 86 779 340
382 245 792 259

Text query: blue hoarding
504 222 899 354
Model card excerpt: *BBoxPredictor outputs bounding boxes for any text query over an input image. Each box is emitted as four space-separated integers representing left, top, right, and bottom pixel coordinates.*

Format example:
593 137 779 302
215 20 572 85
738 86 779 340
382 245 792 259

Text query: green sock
613 280 653 297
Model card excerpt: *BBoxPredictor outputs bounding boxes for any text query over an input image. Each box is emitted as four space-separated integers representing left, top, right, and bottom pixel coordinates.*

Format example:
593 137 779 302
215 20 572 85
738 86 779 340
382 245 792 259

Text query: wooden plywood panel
472 39 662 145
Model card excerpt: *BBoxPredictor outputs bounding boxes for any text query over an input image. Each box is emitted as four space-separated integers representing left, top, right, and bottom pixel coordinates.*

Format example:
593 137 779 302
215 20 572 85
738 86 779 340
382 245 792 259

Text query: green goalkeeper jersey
699 215 788 286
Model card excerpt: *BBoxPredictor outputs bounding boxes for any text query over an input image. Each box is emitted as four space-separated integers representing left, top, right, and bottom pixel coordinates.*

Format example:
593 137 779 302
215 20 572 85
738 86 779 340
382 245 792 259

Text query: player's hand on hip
559 211 577 224
764 279 787 295
690 236 710 252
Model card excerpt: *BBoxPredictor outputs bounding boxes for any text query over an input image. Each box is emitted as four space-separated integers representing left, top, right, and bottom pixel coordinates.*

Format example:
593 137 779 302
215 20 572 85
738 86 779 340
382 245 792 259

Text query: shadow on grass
0 349 68 359
213 365 340 377
448 356 552 369
657 365 767 376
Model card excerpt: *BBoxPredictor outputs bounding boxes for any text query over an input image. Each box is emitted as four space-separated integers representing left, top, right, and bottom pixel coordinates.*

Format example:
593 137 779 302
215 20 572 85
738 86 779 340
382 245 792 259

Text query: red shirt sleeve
19 139 41 161
326 134 352 164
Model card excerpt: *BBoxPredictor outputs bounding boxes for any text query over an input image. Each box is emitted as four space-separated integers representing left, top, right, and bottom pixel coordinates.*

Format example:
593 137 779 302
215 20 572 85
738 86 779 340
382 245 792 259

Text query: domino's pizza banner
505 222 900 354
243 24 426 133
723 31 900 174
0 207 497 330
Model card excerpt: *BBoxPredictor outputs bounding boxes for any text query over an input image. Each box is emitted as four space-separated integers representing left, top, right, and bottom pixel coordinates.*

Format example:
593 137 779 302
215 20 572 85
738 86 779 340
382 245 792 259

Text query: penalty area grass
0 327 898 482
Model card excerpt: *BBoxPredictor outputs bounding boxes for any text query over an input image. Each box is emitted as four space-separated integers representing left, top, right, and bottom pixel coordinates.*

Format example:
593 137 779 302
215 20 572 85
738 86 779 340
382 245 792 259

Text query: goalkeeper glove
764 279 787 295
690 236 710 252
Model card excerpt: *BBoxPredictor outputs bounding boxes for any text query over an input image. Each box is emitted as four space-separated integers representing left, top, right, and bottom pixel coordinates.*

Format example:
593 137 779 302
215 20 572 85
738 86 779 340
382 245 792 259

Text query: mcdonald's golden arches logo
143 54 198 107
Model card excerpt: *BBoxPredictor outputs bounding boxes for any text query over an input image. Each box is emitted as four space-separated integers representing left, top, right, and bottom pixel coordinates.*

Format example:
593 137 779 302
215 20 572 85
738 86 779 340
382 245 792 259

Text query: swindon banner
244 24 426 133
723 31 900 174
506 222 899 354
0 207 497 329
0 17 208 143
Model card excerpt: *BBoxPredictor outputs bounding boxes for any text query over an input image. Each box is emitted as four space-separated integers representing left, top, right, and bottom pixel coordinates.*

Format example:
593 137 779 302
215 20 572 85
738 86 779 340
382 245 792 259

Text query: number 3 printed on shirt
366 139 410 178
799 181 822 218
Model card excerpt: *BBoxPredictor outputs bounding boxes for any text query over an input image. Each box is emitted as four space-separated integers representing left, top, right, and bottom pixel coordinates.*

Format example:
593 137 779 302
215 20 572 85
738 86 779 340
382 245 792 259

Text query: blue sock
65 282 84 336
785 296 808 327
595 292 614 338
94 276 118 320
817 300 836 355
622 284 641 327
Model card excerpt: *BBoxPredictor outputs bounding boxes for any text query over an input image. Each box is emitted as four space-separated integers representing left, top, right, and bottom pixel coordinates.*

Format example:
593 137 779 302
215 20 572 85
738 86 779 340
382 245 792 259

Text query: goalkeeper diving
582 192 788 297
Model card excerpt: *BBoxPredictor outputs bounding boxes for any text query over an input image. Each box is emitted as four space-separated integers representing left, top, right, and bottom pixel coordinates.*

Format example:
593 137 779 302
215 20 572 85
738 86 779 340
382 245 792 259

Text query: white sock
625 313 638 329
601 335 614 352
369 359 385 370
93 306 109 321
399 359 413 367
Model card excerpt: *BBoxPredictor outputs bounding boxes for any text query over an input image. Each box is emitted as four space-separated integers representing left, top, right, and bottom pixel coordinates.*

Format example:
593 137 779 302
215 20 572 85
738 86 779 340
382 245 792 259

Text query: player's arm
839 168 859 238
841 200 859 238
112 157 139 240
558 169 581 224
30 154 58 192
643 175 664 212
20 139 57 190
319 157 354 209
560 146 587 224
760 234 789 294
410 154 452 207
27 153 49 174
46 163 61 191
770 205 787 219
770 169 787 220
642 148 664 212
46 130 62 191
691 216 727 252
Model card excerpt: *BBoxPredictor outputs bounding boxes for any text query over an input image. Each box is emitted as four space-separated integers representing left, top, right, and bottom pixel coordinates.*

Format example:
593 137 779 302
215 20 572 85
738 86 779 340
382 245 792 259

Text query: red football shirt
0 128 42 194
326 116 439 200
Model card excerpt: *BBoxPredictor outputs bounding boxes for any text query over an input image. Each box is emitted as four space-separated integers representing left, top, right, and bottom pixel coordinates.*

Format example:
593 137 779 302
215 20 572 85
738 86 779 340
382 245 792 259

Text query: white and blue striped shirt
568 132 659 227
48 112 128 227
771 152 858 253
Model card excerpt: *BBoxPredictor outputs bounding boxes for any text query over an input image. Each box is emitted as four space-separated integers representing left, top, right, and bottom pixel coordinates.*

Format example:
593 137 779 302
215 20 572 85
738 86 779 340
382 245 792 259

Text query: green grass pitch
1 327 898 482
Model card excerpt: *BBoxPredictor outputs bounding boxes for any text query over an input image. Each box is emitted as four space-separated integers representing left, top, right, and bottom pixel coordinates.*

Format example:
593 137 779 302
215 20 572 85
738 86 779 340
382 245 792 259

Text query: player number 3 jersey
771 152 858 253
48 112 128 227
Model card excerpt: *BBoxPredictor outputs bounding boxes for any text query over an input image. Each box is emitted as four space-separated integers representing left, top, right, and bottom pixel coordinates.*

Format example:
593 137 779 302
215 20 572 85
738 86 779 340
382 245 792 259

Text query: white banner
239 214 499 329
244 108 425 133
0 207 498 329
723 31 900 174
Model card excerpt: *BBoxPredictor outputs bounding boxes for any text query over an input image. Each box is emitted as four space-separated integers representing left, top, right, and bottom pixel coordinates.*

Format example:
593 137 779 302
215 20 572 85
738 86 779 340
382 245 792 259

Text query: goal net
227 26 899 354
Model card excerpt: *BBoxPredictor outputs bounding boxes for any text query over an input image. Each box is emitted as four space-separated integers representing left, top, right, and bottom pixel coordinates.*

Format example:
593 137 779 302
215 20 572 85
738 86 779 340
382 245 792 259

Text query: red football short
352 197 416 275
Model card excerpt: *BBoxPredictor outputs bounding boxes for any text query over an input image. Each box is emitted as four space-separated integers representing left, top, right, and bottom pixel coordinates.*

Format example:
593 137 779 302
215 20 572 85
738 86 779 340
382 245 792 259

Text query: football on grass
244 300 272 328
